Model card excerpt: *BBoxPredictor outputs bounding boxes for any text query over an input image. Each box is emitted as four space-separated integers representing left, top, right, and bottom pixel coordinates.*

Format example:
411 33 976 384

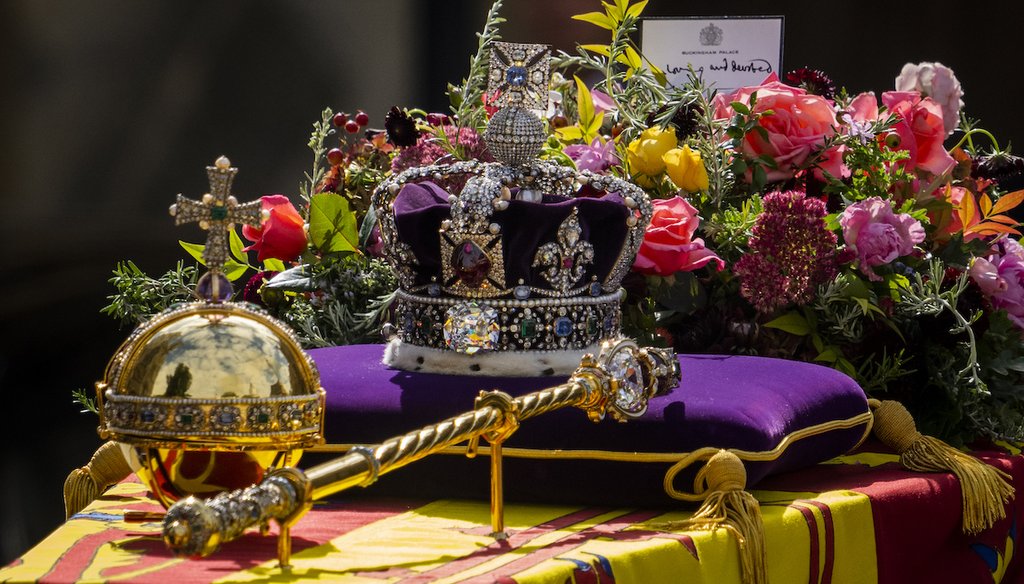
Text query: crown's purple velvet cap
392 181 630 289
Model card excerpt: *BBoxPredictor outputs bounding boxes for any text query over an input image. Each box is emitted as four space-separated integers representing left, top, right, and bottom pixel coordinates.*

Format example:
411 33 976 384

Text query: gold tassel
63 441 133 519
669 450 768 584
871 399 1015 534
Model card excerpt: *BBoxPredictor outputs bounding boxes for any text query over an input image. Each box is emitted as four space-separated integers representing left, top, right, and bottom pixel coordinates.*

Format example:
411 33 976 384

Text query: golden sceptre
161 339 680 568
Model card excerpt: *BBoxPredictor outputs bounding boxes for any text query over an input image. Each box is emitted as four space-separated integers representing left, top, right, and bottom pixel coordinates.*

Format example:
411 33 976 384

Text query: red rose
242 195 307 262
632 196 724 276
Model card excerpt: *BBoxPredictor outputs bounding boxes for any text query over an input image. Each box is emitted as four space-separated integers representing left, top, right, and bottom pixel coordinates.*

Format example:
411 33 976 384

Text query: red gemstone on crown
453 240 491 288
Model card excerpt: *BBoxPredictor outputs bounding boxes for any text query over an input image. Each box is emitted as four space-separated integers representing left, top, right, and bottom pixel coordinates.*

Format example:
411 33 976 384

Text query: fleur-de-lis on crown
532 208 595 294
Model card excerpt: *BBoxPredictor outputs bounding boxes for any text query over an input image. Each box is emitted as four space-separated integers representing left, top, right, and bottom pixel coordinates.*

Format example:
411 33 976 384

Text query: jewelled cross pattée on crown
169 156 263 301
488 42 550 110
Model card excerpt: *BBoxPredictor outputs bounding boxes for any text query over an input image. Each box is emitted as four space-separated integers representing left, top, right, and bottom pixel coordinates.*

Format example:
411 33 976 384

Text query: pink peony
632 196 723 276
850 91 955 176
711 73 846 182
970 239 1024 329
894 62 963 136
840 197 925 281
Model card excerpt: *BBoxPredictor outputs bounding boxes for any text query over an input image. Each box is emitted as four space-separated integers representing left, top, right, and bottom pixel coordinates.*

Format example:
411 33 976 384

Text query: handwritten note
641 17 784 94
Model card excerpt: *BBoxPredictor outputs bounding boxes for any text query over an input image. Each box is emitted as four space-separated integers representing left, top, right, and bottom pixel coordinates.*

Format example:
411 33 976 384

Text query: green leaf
263 258 287 272
229 229 248 264
764 311 811 336
814 347 839 363
309 192 359 254
265 264 317 291
223 259 249 282
574 76 595 131
555 125 584 142
730 101 750 115
626 0 648 18
572 11 614 29
359 204 379 248
580 44 611 57
179 241 207 266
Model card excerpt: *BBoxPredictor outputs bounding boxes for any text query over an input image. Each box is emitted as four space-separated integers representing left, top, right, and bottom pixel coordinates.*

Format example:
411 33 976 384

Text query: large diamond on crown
443 302 500 354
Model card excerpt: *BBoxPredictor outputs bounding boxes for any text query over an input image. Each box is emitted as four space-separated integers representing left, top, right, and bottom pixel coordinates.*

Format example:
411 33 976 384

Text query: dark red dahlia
973 151 1024 194
384 106 420 147
645 102 703 139
785 67 837 100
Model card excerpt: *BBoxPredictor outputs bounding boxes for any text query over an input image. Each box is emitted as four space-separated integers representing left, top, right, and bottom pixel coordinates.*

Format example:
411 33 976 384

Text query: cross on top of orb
169 156 263 301
487 42 550 111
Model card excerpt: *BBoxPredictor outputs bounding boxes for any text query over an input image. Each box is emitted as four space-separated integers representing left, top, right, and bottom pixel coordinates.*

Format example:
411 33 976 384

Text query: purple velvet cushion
310 344 870 505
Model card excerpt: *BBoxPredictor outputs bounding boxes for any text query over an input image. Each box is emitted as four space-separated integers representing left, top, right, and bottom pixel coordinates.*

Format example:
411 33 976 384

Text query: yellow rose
663 145 709 193
626 126 677 180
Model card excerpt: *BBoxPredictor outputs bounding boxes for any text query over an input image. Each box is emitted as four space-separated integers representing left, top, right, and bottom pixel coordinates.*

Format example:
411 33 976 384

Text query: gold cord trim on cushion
312 410 874 466
63 441 133 519
869 399 1015 535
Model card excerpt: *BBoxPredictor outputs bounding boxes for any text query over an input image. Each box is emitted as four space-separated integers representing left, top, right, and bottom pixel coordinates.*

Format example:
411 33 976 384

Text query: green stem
951 128 1001 154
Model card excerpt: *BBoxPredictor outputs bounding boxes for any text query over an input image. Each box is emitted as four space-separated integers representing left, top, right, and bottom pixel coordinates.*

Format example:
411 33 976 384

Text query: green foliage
300 108 336 203
450 0 505 132
72 388 98 415
308 192 359 255
178 236 250 281
280 254 398 347
101 260 197 327
704 195 762 261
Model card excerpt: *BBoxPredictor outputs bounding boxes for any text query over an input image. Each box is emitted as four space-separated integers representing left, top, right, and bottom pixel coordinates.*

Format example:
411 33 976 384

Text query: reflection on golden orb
96 301 325 508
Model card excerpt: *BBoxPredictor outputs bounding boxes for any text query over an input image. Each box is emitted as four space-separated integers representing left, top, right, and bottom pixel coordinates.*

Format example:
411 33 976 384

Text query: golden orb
96 301 325 508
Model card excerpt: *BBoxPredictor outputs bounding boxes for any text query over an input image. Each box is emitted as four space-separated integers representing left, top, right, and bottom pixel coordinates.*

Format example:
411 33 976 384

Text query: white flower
895 61 964 136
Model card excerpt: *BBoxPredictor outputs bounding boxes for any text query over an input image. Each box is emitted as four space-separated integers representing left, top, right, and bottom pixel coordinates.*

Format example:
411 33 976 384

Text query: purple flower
840 197 925 281
734 191 838 313
564 138 619 174
590 89 617 115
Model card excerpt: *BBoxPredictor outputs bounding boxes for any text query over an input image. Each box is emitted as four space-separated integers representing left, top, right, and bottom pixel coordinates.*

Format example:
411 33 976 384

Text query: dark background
2 0 1021 564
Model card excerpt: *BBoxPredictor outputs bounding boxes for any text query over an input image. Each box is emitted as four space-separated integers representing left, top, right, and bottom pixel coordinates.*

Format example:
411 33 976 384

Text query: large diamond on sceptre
443 302 500 354
168 156 263 301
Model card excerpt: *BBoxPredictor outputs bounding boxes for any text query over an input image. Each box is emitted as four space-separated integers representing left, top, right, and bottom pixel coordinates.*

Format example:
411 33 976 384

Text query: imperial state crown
373 43 653 376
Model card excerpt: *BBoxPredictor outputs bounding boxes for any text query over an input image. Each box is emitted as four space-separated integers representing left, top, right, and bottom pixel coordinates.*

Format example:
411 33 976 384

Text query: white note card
641 17 784 94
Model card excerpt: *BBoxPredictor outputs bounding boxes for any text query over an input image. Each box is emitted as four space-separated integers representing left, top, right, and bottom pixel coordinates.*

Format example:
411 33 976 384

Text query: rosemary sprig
453 0 505 132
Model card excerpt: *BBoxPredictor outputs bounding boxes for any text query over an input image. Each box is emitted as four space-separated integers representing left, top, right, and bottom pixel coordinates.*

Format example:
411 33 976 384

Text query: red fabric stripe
791 504 819 584
800 500 835 584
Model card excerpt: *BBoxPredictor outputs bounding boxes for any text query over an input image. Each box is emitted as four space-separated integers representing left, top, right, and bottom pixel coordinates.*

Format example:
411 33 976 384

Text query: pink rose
242 195 307 262
632 196 724 276
840 197 925 281
847 91 956 177
712 73 846 182
894 62 963 135
970 239 1024 329
883 91 955 176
